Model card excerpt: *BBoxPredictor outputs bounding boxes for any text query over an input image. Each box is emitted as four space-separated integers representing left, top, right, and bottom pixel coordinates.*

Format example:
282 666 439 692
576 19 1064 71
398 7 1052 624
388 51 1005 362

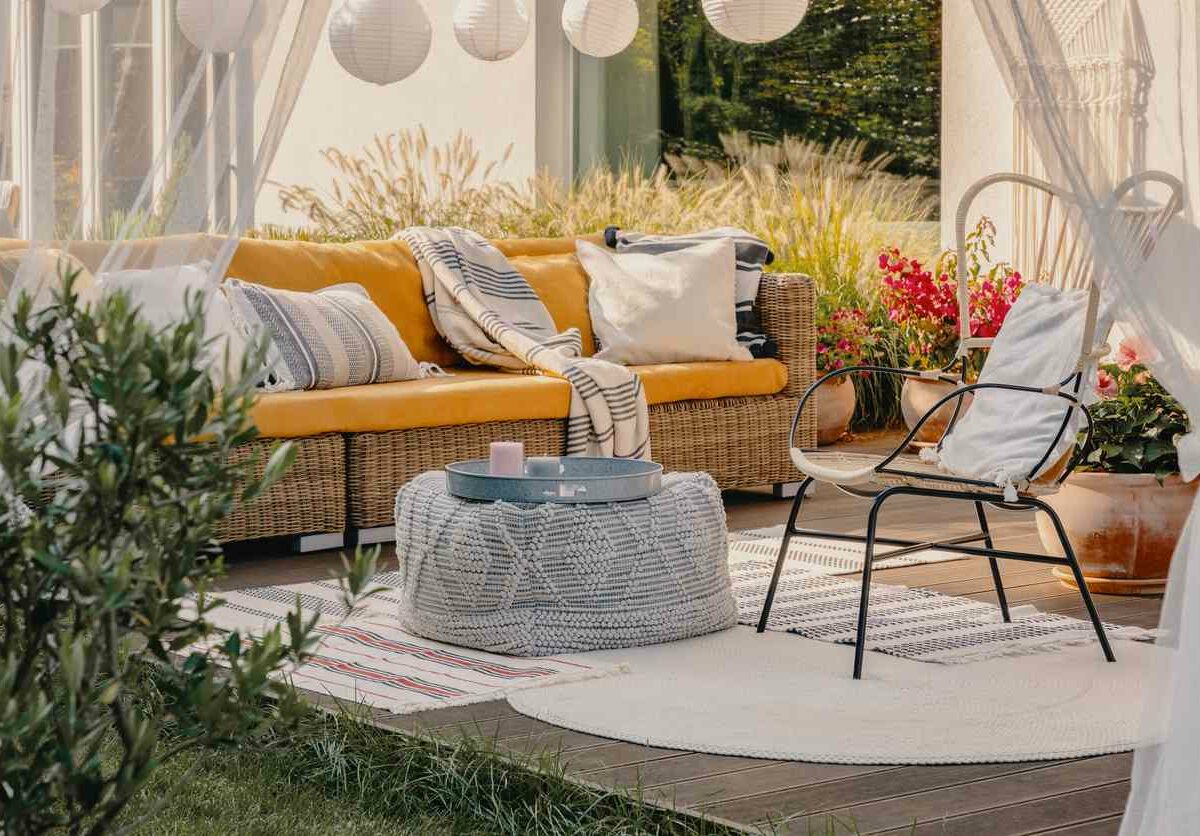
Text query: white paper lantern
454 0 529 62
329 0 433 86
47 0 111 15
177 0 264 54
702 0 808 44
561 0 639 59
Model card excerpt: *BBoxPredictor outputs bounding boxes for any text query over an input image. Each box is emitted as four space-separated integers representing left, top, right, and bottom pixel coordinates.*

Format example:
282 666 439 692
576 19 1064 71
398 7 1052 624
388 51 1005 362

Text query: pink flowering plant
878 218 1024 372
1083 337 1188 479
816 307 877 375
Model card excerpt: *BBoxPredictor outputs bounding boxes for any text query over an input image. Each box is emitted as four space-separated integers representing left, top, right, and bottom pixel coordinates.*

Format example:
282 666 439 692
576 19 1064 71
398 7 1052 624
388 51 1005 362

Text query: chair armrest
758 272 815 399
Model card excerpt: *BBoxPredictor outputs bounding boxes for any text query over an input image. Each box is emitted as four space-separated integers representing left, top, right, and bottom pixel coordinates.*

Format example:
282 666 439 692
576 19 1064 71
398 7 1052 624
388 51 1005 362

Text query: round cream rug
506 626 1167 764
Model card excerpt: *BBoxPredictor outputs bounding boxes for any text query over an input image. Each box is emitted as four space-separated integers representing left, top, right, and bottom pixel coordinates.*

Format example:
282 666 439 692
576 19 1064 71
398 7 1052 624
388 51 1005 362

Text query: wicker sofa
1 234 816 545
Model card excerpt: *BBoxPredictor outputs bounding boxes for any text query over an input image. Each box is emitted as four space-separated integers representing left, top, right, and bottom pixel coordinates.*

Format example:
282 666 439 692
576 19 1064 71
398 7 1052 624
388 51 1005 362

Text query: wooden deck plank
701 761 1069 825
1033 814 1123 835
372 699 522 734
826 755 1132 835
579 751 780 789
664 762 899 811
872 781 1130 835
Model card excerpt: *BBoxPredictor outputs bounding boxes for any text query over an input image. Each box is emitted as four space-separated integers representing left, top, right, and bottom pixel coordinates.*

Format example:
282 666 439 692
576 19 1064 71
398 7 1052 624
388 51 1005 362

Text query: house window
6 0 235 238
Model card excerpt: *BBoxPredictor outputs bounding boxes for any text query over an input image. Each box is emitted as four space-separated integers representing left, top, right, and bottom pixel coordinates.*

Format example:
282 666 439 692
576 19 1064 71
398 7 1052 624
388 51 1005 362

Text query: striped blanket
399 227 650 459
605 226 777 358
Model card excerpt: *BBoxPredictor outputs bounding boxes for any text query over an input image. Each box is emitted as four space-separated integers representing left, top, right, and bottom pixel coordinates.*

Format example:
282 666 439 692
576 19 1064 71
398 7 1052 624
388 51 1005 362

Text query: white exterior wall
939 0 1014 255
258 1 551 228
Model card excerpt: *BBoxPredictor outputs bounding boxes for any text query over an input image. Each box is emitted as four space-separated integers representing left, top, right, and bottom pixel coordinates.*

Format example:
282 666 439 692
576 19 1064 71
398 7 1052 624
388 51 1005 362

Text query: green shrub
0 271 377 834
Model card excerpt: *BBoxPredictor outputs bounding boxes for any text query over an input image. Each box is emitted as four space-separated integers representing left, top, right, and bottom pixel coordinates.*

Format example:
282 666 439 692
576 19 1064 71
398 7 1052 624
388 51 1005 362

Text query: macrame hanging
1011 0 1154 277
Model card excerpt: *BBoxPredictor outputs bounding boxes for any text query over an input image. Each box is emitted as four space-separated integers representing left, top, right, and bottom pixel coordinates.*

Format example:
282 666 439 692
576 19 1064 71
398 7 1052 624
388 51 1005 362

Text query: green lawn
111 707 741 836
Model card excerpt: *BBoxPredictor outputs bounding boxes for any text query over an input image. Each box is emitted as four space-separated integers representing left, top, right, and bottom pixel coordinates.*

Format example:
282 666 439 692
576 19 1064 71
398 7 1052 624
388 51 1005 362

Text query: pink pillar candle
488 441 525 476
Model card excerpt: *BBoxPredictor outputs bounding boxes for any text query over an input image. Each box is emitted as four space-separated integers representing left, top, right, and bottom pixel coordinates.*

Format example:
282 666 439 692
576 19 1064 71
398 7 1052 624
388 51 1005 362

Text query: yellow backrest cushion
227 235 602 365
3 233 602 365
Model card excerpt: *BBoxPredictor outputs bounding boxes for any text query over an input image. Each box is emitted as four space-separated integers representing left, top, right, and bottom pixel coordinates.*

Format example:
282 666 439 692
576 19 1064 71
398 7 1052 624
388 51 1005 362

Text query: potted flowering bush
878 218 1023 442
815 307 875 444
1036 338 1195 594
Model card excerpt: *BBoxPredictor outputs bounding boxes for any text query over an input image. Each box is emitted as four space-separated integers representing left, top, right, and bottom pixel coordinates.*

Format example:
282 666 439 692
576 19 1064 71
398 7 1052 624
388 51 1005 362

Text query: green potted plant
815 306 876 444
878 218 1023 442
1037 338 1195 594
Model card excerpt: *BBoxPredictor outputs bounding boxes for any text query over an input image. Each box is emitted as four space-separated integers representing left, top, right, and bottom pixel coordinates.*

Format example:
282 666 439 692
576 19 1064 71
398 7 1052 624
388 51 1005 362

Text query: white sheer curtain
0 0 330 496
3 0 330 281
972 1 1200 832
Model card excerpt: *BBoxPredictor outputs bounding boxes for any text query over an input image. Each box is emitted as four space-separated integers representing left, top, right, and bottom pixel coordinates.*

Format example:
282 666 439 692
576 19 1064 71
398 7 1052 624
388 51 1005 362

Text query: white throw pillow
930 284 1099 496
576 238 752 365
98 263 248 383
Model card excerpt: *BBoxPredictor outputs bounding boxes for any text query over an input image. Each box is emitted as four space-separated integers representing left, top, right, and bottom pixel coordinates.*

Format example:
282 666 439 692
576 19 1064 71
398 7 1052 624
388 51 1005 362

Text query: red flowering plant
816 306 877 376
878 217 1024 373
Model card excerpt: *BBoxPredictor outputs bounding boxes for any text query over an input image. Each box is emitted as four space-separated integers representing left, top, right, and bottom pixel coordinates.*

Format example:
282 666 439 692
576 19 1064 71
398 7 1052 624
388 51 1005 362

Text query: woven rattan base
347 395 806 529
217 434 346 542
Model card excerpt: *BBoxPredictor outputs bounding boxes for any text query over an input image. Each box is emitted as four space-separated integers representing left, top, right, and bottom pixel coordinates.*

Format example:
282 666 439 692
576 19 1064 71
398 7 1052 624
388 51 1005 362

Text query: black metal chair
757 170 1184 679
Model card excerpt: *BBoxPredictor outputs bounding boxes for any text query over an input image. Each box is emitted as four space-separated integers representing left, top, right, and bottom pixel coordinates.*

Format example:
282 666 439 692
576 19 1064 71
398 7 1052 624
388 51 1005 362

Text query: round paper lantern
177 0 263 53
454 0 529 62
702 0 809 44
47 0 110 15
561 0 639 59
329 0 433 86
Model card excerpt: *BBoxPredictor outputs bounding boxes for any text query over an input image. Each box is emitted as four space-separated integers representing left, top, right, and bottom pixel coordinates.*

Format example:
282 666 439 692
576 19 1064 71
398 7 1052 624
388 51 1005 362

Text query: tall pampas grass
268 129 940 427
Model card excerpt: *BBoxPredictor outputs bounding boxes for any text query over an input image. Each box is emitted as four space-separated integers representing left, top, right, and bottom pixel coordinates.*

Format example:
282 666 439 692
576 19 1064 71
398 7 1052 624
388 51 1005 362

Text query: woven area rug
507 627 1169 764
728 527 969 574
728 531 1154 663
192 572 621 716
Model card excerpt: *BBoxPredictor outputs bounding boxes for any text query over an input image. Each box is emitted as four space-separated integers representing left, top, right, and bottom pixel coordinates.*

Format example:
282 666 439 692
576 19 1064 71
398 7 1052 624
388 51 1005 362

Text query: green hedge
659 0 941 177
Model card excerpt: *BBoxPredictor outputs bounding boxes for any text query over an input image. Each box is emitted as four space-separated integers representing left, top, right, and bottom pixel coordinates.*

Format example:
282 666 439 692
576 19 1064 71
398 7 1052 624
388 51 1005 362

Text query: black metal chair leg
1038 501 1116 663
975 501 1010 622
852 491 891 680
757 477 814 633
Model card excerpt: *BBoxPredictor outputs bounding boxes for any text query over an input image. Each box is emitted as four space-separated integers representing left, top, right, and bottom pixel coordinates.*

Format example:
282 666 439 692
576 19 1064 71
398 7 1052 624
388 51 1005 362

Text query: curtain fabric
971 1 1200 832
1 0 331 483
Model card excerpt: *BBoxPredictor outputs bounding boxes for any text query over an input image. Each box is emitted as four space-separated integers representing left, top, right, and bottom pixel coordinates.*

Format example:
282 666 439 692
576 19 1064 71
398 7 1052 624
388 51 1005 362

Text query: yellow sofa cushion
226 235 603 367
0 234 602 367
250 359 788 438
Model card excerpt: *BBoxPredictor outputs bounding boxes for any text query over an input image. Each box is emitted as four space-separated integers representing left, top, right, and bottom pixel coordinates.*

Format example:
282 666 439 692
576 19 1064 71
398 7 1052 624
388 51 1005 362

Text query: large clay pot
900 378 972 445
1037 472 1199 595
816 378 856 445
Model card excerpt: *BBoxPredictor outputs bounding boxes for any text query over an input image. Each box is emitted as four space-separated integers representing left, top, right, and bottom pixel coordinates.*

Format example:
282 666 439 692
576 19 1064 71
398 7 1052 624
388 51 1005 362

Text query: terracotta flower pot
900 378 972 445
1036 472 1199 595
816 378 856 445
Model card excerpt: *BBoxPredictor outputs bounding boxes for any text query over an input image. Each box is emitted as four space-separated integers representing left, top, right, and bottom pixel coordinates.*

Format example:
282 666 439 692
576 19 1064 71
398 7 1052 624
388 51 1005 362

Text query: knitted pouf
393 471 736 656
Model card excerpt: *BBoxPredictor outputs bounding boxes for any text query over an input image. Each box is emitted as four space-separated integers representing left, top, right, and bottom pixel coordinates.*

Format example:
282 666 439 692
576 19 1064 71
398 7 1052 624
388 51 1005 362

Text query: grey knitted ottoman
393 471 736 656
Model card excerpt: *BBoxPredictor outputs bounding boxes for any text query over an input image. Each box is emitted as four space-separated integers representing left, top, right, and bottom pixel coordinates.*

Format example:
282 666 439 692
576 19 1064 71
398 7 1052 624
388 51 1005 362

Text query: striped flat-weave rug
191 570 620 716
728 538 1155 664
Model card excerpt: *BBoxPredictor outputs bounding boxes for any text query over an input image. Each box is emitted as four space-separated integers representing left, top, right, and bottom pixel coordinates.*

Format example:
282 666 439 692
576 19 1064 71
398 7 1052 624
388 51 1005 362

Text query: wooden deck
221 456 1160 834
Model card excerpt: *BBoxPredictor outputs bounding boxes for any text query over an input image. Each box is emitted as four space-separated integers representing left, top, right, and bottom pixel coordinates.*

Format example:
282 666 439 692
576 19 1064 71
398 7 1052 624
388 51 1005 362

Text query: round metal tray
444 457 663 504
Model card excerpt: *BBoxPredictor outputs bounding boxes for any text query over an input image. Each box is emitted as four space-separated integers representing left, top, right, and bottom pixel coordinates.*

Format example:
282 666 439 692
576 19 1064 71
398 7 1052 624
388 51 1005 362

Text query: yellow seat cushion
250 359 788 438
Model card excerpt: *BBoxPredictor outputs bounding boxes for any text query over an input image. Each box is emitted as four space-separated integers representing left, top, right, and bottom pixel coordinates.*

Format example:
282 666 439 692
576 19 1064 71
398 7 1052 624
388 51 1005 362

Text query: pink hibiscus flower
1095 369 1118 399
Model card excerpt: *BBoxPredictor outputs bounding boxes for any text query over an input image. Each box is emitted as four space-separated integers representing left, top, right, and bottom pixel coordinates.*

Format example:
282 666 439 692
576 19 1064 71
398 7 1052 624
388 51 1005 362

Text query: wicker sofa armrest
759 272 816 399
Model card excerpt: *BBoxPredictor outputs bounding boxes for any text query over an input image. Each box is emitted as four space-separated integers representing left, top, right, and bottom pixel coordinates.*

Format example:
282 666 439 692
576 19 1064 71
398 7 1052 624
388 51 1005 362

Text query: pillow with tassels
224 279 439 391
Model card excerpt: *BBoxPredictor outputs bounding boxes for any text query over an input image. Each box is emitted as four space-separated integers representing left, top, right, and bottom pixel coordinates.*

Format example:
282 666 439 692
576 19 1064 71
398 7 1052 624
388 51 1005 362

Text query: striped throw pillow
224 279 426 391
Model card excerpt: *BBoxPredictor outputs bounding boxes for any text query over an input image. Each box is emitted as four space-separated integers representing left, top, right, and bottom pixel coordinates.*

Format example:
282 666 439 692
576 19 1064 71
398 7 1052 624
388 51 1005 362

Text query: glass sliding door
96 0 154 226
7 0 234 238
574 0 661 176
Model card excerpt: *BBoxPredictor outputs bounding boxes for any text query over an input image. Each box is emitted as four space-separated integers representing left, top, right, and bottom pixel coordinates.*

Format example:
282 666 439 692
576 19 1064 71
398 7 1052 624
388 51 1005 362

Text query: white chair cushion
930 284 1097 495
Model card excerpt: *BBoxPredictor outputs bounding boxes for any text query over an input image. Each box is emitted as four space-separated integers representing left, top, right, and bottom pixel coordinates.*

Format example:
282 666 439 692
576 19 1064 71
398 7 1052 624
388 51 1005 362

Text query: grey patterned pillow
224 279 427 391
